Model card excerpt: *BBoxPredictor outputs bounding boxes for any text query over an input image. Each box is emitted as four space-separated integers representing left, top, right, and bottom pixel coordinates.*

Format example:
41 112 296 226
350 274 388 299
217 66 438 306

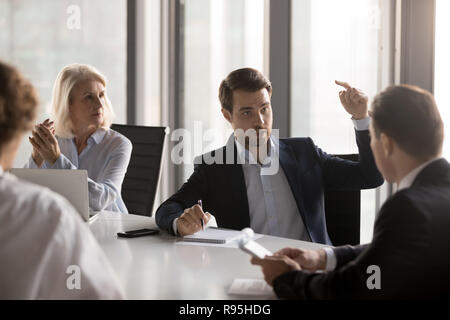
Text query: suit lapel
278 140 311 236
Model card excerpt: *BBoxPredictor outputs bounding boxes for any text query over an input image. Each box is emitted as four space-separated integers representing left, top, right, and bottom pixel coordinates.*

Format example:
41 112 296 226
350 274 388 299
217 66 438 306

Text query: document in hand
182 227 246 244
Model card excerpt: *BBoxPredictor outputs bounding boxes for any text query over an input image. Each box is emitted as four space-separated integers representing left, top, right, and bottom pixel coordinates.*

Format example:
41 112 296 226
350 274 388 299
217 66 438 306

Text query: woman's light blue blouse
25 129 132 213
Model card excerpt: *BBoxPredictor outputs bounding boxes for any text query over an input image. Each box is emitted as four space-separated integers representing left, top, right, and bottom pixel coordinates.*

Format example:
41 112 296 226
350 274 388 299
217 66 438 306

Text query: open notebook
182 227 246 244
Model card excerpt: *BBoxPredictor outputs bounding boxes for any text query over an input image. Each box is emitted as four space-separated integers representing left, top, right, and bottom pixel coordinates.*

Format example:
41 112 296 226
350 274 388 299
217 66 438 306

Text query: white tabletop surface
89 211 327 300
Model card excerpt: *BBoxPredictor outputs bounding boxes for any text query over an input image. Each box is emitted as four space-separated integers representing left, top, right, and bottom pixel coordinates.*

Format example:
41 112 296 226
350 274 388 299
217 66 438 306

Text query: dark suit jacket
155 130 383 245
273 158 450 299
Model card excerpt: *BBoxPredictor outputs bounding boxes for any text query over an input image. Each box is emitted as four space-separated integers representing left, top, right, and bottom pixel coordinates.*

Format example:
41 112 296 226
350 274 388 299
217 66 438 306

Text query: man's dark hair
218 68 272 113
0 61 38 148
371 84 444 160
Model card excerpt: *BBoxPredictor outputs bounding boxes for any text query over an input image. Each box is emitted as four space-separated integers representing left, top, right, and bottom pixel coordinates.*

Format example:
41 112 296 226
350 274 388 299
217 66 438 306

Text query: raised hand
335 80 369 120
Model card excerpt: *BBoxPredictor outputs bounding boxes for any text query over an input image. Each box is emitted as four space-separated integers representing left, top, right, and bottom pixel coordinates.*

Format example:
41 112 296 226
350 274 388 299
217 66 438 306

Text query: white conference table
89 211 327 300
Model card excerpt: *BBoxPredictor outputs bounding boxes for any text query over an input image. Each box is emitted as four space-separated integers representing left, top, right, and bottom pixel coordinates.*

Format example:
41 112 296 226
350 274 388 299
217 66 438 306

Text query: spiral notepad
181 227 245 244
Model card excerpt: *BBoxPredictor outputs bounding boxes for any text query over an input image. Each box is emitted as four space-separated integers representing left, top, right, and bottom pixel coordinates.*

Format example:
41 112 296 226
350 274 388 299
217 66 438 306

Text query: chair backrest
111 124 167 216
324 154 361 246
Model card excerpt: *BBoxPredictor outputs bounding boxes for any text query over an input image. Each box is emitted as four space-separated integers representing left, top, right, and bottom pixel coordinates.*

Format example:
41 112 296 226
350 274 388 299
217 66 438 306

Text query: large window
435 0 450 161
0 0 127 167
181 0 266 182
291 0 387 243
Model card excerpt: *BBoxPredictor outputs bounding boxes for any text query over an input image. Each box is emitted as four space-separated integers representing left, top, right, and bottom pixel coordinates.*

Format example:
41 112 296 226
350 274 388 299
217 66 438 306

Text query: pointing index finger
335 80 351 90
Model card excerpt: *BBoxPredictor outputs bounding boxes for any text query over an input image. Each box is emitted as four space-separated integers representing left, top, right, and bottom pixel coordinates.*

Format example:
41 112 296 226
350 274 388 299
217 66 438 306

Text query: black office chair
324 154 361 246
111 124 167 216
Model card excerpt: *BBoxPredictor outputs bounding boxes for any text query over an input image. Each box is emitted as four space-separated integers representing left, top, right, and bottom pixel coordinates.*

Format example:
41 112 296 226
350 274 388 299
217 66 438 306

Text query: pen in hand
198 200 204 230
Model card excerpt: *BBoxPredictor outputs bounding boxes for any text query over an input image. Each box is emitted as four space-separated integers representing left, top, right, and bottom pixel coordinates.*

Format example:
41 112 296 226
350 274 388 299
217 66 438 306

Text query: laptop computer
10 168 90 222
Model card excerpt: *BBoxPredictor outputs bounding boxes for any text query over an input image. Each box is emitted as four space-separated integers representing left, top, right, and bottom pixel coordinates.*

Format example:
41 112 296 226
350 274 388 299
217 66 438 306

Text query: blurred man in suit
251 84 450 299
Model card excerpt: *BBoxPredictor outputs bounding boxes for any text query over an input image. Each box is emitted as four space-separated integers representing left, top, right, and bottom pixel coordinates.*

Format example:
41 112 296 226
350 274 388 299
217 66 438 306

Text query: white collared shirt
0 165 124 299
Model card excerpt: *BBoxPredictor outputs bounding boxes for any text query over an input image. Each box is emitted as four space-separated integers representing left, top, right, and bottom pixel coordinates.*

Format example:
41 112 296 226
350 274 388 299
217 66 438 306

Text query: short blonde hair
51 63 115 138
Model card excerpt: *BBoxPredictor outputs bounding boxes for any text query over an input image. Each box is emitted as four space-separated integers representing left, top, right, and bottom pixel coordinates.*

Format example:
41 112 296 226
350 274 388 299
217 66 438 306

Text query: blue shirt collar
89 129 107 145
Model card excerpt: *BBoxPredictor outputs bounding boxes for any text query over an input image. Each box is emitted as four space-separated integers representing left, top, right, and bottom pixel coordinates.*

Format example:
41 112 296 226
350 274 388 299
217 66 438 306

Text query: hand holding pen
176 199 212 236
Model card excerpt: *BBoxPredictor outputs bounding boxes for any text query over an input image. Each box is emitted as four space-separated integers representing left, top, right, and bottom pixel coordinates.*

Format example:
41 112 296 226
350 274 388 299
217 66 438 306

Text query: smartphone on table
239 238 272 259
117 228 159 238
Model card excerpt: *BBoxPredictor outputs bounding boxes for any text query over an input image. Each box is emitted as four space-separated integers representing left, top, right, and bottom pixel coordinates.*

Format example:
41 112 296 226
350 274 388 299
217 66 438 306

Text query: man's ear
380 133 394 157
221 108 232 124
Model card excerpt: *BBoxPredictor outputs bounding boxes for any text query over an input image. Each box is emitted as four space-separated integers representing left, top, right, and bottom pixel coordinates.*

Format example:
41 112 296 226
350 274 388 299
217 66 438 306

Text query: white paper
228 278 276 297
183 228 245 243
175 234 263 248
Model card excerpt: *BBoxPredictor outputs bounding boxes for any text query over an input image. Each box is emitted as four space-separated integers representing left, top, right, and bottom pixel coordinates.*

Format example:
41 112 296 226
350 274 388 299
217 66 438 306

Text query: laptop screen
9 168 89 222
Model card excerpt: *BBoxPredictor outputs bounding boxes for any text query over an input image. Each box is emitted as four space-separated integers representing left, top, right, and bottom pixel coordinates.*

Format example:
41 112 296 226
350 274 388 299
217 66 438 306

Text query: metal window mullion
399 0 436 93
269 0 291 138
160 0 183 199
127 0 137 125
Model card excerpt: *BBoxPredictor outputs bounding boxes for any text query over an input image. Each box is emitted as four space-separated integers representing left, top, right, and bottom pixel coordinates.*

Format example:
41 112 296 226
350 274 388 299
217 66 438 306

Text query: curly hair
0 61 38 148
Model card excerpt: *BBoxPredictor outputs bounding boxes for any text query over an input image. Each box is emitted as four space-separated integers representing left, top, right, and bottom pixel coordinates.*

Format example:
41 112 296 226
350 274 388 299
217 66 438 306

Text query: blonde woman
26 64 132 213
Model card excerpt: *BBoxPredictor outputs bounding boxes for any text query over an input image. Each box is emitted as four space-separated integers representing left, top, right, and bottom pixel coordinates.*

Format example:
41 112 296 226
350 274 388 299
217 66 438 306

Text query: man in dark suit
251 84 450 299
156 68 383 244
